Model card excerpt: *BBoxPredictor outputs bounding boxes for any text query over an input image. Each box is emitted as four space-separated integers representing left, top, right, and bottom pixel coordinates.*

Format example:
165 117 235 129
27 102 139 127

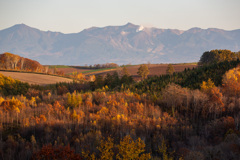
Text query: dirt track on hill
0 71 73 85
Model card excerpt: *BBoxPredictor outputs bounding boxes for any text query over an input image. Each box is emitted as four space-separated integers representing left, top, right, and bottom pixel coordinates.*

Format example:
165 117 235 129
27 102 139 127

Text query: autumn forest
0 50 240 160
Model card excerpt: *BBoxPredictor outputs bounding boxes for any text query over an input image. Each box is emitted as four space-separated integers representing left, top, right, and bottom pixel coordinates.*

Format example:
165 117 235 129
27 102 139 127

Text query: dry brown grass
0 71 73 85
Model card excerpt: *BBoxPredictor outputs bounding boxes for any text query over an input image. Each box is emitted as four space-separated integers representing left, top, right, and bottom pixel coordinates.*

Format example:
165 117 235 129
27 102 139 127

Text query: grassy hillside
0 71 73 85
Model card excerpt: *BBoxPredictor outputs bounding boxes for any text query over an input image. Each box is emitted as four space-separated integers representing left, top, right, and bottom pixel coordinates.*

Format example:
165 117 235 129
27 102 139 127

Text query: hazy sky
0 0 239 33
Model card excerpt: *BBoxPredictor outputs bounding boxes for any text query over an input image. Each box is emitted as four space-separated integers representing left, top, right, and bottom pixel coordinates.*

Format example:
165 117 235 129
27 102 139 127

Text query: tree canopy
121 66 130 76
166 64 175 75
137 64 149 79
199 49 239 65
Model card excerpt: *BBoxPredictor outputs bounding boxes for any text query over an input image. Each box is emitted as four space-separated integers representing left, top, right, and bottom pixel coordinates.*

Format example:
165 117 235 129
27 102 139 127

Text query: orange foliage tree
0 97 24 113
201 79 223 107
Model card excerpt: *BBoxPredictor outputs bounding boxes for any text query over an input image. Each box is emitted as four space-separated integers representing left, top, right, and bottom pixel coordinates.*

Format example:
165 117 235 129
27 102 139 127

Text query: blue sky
0 0 240 33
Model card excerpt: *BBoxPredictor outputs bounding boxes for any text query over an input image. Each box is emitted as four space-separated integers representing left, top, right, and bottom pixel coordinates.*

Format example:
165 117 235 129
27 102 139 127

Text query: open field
49 68 92 74
124 64 197 76
0 71 73 85
0 64 197 85
47 65 92 74
93 63 197 80
48 66 117 75
49 63 197 77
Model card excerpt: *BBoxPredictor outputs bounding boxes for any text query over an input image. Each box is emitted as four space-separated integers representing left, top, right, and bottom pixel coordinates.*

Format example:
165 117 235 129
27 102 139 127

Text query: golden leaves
98 137 114 160
201 79 215 93
222 67 240 96
117 135 151 160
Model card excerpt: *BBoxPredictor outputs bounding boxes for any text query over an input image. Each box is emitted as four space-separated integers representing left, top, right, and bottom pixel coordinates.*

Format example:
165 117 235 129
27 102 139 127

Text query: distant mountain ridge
0 23 239 65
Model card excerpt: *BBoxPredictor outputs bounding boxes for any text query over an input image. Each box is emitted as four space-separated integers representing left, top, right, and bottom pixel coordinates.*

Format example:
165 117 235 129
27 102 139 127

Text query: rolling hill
0 53 73 85
0 52 45 72
0 23 239 65
0 71 73 85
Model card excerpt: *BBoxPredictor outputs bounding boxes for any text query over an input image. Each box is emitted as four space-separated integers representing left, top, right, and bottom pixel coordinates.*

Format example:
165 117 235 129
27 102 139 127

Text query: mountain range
0 23 240 65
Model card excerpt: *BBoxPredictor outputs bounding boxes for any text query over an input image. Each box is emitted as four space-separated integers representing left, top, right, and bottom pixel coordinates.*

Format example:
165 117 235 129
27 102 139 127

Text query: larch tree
201 78 224 112
116 135 151 160
166 64 175 75
137 64 149 80
200 78 215 93
97 137 114 160
222 67 240 96
121 66 130 76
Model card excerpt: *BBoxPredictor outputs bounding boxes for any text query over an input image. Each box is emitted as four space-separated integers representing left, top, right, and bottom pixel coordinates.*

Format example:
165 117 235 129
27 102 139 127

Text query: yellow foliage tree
71 110 80 121
222 67 240 96
97 107 109 117
158 139 174 160
82 150 96 160
97 137 114 160
0 97 4 104
116 135 151 160
0 97 24 112
137 64 149 80
89 75 96 82
72 71 85 82
30 97 36 107
200 78 215 93
201 78 224 110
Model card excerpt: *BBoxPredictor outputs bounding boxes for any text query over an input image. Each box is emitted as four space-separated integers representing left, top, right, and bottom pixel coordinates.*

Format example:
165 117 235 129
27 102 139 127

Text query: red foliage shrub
32 144 82 160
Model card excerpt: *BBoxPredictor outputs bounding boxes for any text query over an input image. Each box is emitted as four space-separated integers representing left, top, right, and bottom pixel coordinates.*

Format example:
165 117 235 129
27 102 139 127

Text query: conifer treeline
133 59 240 94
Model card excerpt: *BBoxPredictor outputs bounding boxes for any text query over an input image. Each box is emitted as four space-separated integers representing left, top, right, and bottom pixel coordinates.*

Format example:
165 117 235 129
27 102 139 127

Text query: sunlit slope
0 71 73 85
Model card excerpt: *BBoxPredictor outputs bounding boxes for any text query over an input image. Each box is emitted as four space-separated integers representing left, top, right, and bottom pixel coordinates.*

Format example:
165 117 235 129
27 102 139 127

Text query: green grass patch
47 65 71 69
82 67 117 74
120 64 136 67
70 66 92 69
